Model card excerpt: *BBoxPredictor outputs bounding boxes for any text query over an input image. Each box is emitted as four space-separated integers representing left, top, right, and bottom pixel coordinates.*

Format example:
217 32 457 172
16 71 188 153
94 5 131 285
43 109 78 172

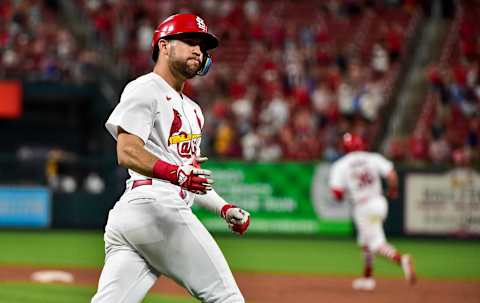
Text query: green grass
1 230 105 267
1 230 480 279
0 282 197 303
1 230 479 303
221 237 480 279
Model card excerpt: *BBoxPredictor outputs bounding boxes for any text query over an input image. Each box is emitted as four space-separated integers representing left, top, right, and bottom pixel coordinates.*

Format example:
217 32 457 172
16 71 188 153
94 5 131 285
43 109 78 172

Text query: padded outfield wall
1 159 479 238
193 161 353 236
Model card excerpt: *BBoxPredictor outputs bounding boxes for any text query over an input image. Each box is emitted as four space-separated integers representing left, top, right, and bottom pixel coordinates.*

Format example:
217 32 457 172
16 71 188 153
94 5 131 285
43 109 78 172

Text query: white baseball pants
353 196 388 252
91 186 244 303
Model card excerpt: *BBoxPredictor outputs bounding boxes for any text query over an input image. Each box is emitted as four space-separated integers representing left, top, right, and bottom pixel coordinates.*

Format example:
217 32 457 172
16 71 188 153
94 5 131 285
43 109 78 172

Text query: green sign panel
192 161 352 236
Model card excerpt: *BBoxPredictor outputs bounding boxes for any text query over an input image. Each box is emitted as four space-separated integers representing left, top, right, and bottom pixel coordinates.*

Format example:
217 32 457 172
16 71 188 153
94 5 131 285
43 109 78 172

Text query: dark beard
169 57 199 79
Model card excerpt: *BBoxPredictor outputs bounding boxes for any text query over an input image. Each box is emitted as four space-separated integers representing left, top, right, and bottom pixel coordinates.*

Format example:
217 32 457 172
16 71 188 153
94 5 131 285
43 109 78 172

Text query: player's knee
369 239 385 253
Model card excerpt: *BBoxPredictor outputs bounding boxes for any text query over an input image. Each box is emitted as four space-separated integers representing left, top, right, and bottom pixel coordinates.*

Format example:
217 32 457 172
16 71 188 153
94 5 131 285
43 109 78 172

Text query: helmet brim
165 32 219 50
151 32 218 62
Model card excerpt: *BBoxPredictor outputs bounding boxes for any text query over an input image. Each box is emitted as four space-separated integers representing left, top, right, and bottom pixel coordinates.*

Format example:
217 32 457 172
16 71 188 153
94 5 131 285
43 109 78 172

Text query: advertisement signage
194 162 352 236
405 168 480 235
0 186 51 228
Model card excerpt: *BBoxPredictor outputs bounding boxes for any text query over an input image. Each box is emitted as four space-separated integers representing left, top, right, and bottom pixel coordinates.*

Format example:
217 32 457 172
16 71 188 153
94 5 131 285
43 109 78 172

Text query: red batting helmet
342 133 366 153
151 13 218 63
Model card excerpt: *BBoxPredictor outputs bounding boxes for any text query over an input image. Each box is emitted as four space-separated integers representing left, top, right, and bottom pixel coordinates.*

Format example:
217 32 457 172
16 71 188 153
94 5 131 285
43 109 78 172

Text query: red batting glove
176 165 213 194
221 204 251 235
153 160 213 194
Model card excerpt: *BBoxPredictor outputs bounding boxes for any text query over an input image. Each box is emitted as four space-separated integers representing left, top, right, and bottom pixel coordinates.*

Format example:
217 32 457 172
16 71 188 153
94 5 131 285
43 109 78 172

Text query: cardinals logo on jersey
167 109 201 158
168 109 182 141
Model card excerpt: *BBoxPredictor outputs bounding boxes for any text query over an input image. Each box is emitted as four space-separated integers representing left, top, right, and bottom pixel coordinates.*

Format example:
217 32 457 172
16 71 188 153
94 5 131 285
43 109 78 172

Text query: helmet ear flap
197 52 212 76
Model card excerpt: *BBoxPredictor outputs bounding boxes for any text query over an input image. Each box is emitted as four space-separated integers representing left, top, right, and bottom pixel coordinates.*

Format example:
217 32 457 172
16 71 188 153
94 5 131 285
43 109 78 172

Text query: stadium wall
1 158 478 238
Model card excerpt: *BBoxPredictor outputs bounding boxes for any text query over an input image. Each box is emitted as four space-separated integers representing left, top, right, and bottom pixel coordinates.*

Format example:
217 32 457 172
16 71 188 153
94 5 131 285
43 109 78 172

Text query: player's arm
192 157 250 235
374 153 398 199
117 127 213 194
329 162 346 202
117 128 159 176
385 169 398 199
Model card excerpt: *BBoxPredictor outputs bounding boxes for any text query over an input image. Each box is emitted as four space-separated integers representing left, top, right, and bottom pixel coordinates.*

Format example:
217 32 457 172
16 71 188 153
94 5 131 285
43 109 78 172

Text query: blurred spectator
244 0 259 21
338 62 383 121
407 128 430 162
452 146 472 167
214 118 242 157
259 91 290 133
312 82 334 118
257 131 283 162
383 23 404 63
429 134 451 164
231 88 255 135
371 40 389 75
45 148 78 191
137 19 153 52
241 128 261 161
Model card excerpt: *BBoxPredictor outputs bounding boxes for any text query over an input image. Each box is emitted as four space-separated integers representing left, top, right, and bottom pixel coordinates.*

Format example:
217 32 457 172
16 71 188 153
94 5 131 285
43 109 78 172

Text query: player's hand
221 204 250 235
176 164 213 195
192 156 208 168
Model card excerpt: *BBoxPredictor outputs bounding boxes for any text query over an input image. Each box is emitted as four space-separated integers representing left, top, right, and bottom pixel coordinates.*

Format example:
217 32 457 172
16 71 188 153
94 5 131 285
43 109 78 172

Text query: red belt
131 179 153 189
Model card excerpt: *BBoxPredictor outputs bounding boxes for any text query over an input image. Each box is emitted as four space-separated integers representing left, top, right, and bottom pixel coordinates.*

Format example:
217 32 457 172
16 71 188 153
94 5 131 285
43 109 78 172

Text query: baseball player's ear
158 39 169 55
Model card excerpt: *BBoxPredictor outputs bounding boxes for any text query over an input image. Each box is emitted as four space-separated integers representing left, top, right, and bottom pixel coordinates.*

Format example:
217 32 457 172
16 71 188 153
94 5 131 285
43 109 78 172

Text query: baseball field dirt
1 265 478 303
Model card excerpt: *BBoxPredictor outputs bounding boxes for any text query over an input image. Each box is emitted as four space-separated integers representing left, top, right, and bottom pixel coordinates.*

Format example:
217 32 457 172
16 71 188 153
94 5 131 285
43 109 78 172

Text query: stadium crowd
388 0 480 166
78 0 417 161
7 0 475 166
0 0 98 82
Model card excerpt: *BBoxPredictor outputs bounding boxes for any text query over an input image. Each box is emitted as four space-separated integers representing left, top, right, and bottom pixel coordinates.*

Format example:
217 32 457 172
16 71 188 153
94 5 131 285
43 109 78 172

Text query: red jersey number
355 170 374 189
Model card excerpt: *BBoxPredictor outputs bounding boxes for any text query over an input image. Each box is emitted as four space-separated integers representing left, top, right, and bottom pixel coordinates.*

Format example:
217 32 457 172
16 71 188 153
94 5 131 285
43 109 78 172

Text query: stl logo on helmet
167 109 201 158
196 16 207 32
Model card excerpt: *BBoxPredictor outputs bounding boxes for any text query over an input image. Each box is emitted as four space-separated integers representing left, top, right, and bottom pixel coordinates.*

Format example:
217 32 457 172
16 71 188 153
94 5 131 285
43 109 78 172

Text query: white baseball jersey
105 72 204 205
329 151 393 205
329 151 393 251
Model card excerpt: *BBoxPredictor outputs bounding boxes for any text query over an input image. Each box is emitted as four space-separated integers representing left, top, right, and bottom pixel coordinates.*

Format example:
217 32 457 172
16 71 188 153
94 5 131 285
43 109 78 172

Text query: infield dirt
0 265 478 303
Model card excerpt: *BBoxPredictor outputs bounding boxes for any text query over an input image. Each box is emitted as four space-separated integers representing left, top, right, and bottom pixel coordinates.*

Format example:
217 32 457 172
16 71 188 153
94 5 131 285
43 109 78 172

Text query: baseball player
329 133 416 291
91 14 250 303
